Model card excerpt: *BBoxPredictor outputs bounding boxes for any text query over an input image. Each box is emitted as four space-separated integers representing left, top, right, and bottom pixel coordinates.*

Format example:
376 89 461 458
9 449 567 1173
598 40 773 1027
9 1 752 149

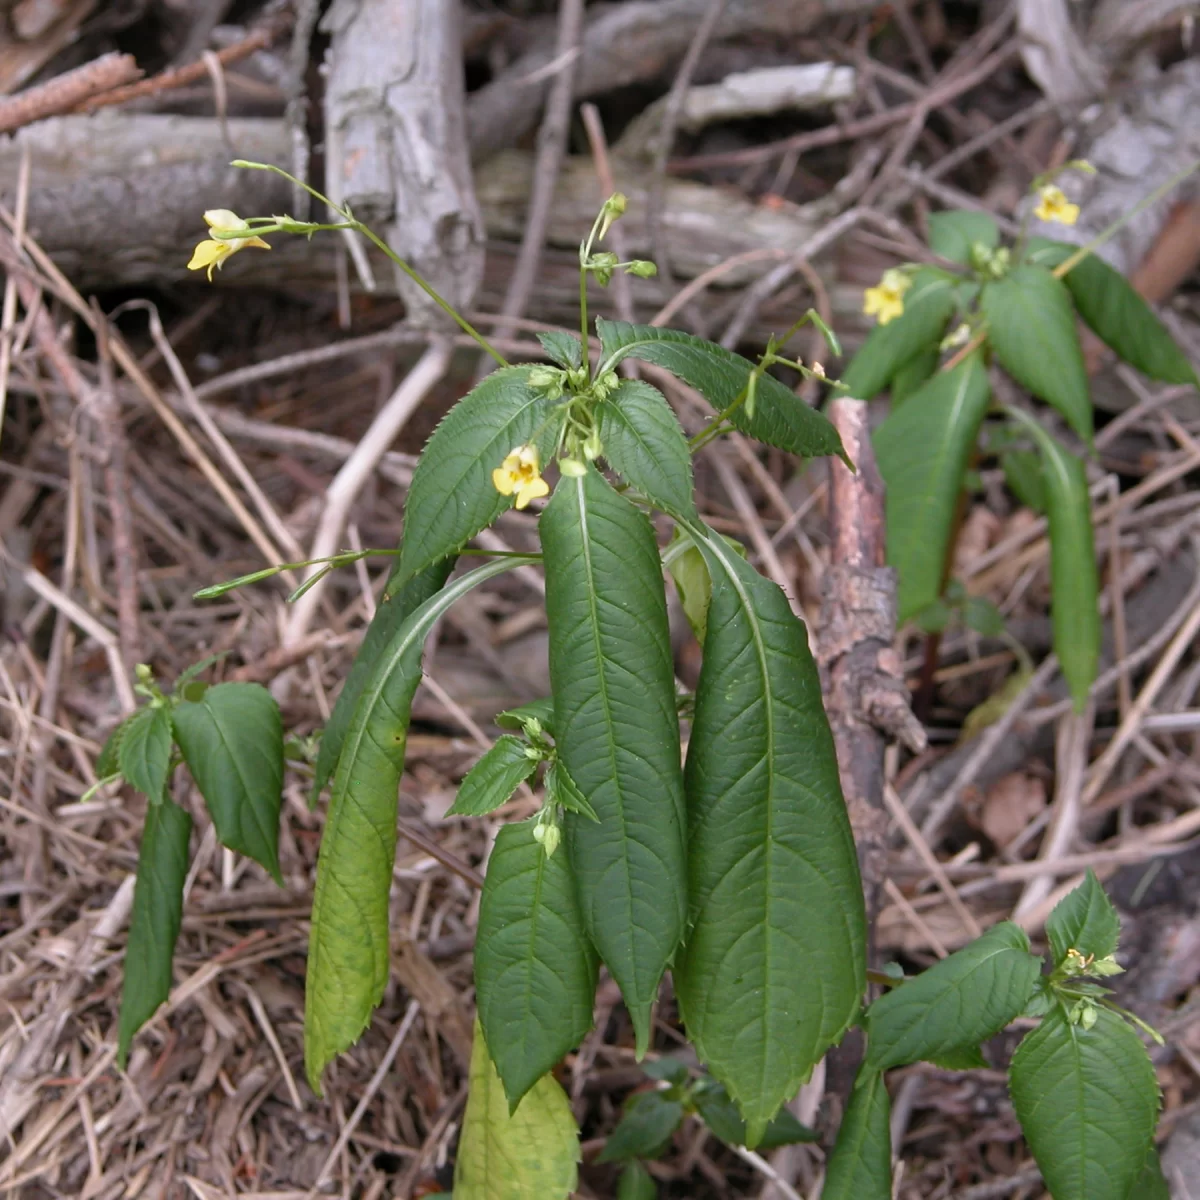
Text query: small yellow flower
1034 185 1080 226
862 269 911 326
492 444 550 509
187 209 271 280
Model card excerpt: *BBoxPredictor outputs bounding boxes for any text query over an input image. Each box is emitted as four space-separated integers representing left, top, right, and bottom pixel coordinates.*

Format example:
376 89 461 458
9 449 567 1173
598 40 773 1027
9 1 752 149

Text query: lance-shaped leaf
454 1020 579 1200
118 704 173 802
890 343 940 409
172 683 284 883
595 318 845 461
1010 1006 1159 1200
864 921 1041 1071
874 352 991 622
928 210 999 264
475 818 598 1108
446 736 538 818
312 556 454 804
840 268 958 400
1045 869 1121 967
692 1079 818 1150
538 330 583 370
618 1162 658 1200
597 1090 685 1163
118 794 192 1065
674 524 865 1145
598 379 697 519
1027 238 1198 387
541 468 688 1055
821 1067 892 1200
982 266 1092 441
1010 410 1100 710
391 366 550 590
305 558 532 1091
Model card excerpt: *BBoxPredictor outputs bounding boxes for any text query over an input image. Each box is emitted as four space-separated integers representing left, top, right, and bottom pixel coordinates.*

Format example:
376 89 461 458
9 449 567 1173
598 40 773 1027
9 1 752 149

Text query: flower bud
558 457 587 477
624 260 658 278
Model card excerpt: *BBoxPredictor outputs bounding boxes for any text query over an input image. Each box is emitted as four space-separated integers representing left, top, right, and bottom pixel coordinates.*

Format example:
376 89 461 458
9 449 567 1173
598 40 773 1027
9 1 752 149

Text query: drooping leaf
117 794 192 1065
172 682 283 883
97 711 139 779
1011 411 1100 710
1009 1006 1159 1200
392 367 551 590
453 1020 580 1200
538 330 583 371
540 468 688 1056
1001 446 1047 513
675 523 866 1145
665 528 748 646
617 1161 658 1200
595 318 845 461
821 1068 892 1200
982 266 1092 441
1027 238 1198 387
305 559 531 1091
929 1044 989 1070
864 921 1041 1071
597 1091 685 1163
692 1079 818 1150
874 352 991 622
312 556 454 804
598 379 697 519
475 817 598 1109
1045 869 1121 967
890 343 940 409
928 210 1000 264
446 737 538 818
840 268 958 400
495 696 555 735
117 705 173 802
545 760 598 821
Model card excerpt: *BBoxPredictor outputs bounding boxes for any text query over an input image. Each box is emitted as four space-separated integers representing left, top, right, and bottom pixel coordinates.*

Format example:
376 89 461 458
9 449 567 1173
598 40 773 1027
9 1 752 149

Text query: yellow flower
492 444 550 509
862 268 911 326
1034 185 1080 226
187 209 271 280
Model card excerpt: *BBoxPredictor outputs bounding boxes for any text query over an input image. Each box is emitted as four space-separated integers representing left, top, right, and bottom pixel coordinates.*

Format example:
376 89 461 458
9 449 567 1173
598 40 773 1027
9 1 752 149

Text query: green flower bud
558 457 587 477
624 260 658 278
598 192 627 240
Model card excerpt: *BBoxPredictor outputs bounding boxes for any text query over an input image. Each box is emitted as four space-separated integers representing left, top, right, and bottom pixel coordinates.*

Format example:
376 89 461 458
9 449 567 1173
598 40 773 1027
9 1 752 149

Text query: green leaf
874 352 991 622
864 921 1041 1071
446 737 538 818
598 379 697 519
675 524 866 1145
618 1161 658 1200
1046 869 1121 967
117 794 192 1066
1027 238 1198 386
597 1091 685 1163
453 1020 579 1200
545 761 598 821
692 1079 818 1150
495 696 555 735
313 556 454 804
116 705 172 801
541 469 688 1056
981 266 1092 441
475 818 598 1109
841 268 957 400
665 529 748 646
928 210 1000 264
1131 1146 1170 1200
1001 447 1047 513
595 318 845 461
1011 411 1100 710
1010 1006 1159 1200
305 558 530 1091
890 344 940 409
538 330 583 371
392 367 551 589
964 596 1005 638
929 1044 989 1070
172 682 284 884
97 712 139 779
641 1057 689 1086
821 1068 892 1200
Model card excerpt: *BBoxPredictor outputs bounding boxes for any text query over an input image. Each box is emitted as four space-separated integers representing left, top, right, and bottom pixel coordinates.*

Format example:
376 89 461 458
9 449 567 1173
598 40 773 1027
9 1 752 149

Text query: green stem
579 266 591 384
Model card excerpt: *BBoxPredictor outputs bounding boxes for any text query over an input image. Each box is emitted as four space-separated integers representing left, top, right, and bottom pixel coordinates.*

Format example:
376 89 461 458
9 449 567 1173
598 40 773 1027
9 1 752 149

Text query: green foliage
118 795 192 1065
495 696 555 735
453 1021 580 1200
864 922 1041 1071
595 318 846 461
889 344 940 408
541 469 687 1056
928 210 999 264
821 1068 892 1200
117 705 173 803
544 760 598 822
446 736 539 818
1132 1147 1171 1199
598 1091 685 1163
675 524 865 1146
475 819 598 1109
173 682 284 884
538 330 584 370
1010 1006 1159 1200
1046 870 1121 966
691 1077 818 1150
874 352 991 622
618 1161 658 1200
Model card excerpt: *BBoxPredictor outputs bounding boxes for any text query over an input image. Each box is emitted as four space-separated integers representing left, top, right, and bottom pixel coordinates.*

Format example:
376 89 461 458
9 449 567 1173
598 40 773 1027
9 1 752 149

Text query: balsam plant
94 161 1168 1199
844 167 1200 709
